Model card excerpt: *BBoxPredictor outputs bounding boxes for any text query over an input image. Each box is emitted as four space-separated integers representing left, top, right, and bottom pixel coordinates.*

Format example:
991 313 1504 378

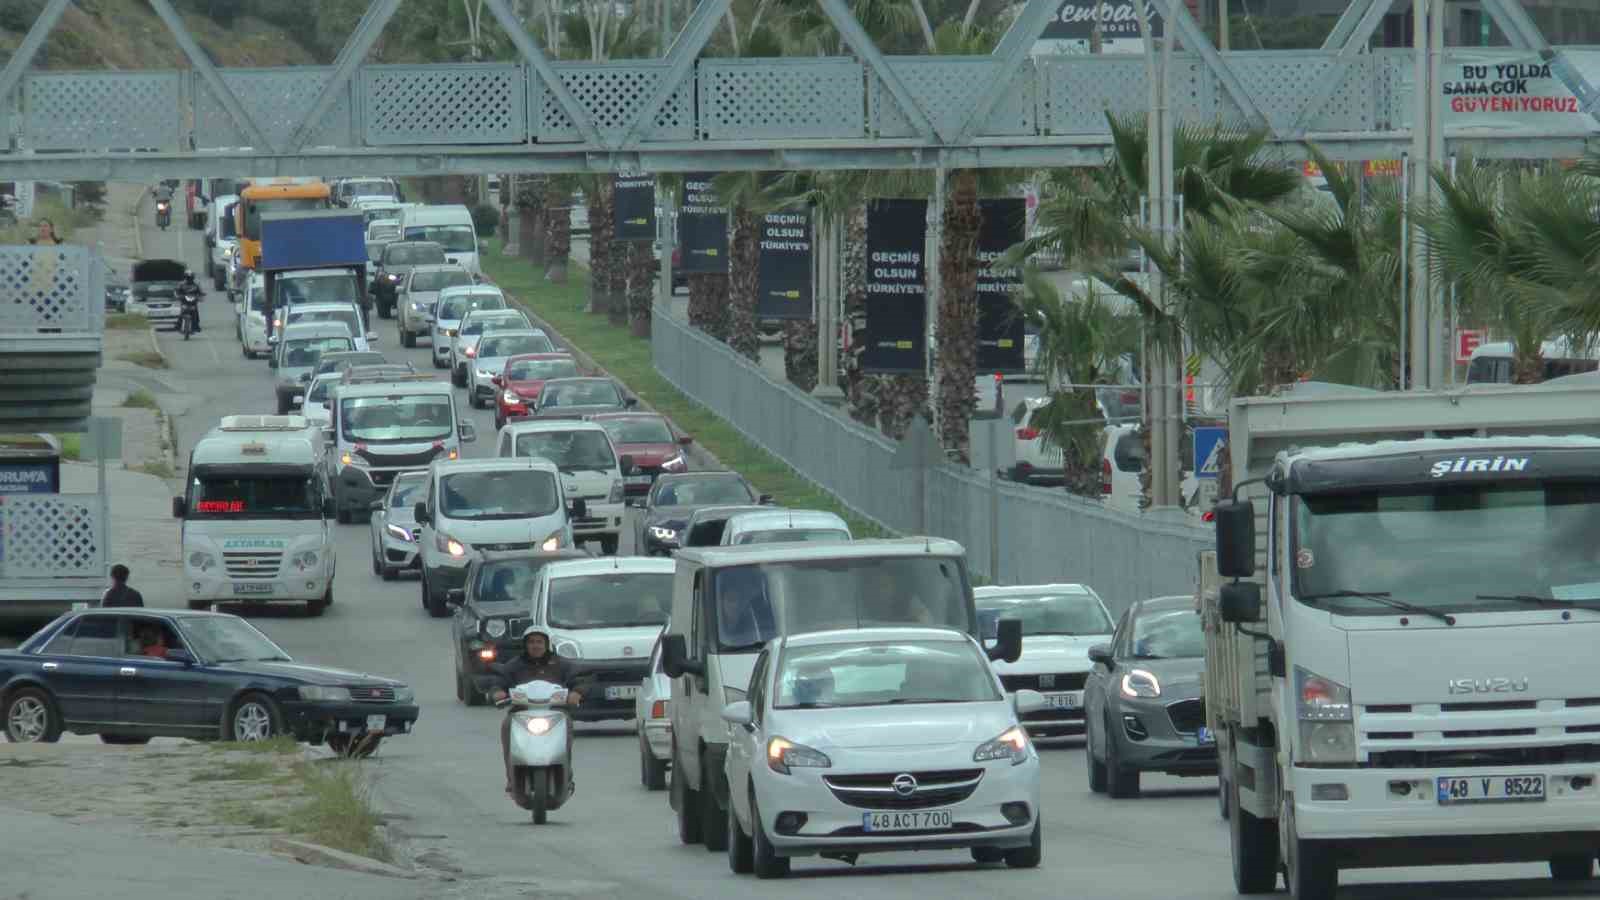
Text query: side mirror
569 498 588 520
365 331 378 342
1087 643 1114 668
491 375 502 386
369 499 384 511
171 496 185 519
1214 499 1257 579
987 618 1023 664
299 372 311 383
1012 689 1047 715
322 498 336 518
661 633 702 678
624 396 638 409
720 700 753 726
414 501 430 524
619 454 636 475
757 494 775 505
164 648 196 666
267 355 278 369
1219 581 1263 624
625 497 643 508
459 422 477 443
445 588 465 607
677 435 693 446
267 335 280 345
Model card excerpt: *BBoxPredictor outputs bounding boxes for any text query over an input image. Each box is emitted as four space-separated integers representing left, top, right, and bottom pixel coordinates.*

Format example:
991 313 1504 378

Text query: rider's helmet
520 625 554 656
183 270 195 281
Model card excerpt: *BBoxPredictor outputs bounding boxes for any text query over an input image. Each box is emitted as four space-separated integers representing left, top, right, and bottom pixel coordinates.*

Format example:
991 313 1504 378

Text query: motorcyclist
177 270 202 334
153 184 173 227
481 627 592 796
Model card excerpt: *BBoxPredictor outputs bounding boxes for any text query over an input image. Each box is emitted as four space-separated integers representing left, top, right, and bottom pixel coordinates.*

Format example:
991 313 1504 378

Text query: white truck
172 415 337 616
1202 381 1600 899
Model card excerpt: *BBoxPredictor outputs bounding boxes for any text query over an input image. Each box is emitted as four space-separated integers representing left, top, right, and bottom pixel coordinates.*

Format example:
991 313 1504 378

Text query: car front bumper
1106 694 1218 776
378 531 420 569
185 569 332 603
571 503 624 540
281 700 419 743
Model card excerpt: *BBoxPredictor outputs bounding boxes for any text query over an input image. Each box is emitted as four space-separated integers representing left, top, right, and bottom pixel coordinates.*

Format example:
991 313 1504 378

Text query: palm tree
543 176 576 284
582 174 617 317
625 240 658 337
515 175 548 267
716 171 765 361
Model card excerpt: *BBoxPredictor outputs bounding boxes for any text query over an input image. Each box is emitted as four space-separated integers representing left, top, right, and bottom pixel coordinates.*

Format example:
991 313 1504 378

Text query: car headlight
767 736 831 775
649 525 678 542
974 725 1030 765
465 346 477 358
608 479 624 503
187 551 216 572
392 685 415 703
485 618 507 638
1120 668 1162 699
661 453 687 473
554 638 581 659
523 713 560 735
292 550 320 570
541 532 562 551
297 686 352 701
1295 667 1356 765
503 390 520 405
412 301 426 310
437 533 467 558
385 523 413 542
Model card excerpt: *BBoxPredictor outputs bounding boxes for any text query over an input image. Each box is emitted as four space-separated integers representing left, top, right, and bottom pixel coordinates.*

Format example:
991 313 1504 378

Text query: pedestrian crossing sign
1194 427 1226 480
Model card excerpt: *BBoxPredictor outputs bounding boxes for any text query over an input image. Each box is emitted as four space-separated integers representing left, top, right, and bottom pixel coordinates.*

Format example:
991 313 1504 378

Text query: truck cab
172 415 336 616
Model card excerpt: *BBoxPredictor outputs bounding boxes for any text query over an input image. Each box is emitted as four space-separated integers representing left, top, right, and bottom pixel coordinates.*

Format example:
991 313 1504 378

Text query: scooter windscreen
509 680 567 705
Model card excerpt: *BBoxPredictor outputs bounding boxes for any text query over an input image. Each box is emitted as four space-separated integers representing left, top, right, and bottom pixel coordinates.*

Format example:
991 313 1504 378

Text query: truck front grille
1361 698 1600 767
223 551 282 579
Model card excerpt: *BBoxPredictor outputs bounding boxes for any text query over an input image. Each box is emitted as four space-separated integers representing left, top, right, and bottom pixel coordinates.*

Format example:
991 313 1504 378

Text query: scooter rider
177 270 202 333
483 627 592 795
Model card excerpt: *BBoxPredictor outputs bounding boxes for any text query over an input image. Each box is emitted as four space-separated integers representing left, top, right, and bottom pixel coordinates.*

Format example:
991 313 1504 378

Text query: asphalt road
120 211 1595 900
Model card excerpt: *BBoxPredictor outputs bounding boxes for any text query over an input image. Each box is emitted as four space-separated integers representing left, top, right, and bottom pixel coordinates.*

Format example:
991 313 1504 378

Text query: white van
326 375 475 523
496 419 626 555
206 194 239 290
1466 338 1600 384
400 205 480 275
172 415 337 616
719 509 850 545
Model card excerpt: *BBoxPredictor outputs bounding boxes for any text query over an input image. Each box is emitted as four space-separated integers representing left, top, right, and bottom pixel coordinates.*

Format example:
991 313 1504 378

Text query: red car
588 412 693 496
493 352 580 429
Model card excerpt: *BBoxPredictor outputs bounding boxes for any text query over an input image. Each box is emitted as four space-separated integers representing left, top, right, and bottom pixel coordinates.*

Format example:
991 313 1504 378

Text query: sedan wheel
227 694 280 742
4 688 62 743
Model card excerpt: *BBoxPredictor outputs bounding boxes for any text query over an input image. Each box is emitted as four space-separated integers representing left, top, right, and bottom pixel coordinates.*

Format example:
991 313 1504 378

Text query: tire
970 846 1005 864
458 667 484 707
336 506 351 525
1218 776 1231 820
701 760 728 851
433 353 447 370
1086 725 1107 794
214 270 225 292
641 734 668 791
1105 718 1140 798
3 688 62 743
530 767 550 825
1004 821 1042 869
380 563 396 582
599 536 619 556
1228 769 1280 894
451 365 464 387
371 548 382 576
727 797 754 874
276 396 290 415
750 793 789 879
422 573 448 618
494 414 504 431
224 692 282 743
307 585 330 617
672 751 703 845
1550 854 1595 881
100 734 151 745
1283 799 1337 900
327 733 382 759
401 329 414 349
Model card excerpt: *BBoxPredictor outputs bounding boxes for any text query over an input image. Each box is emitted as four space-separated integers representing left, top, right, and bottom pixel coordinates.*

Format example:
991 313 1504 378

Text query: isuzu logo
1448 677 1530 695
1430 456 1529 478
891 774 918 796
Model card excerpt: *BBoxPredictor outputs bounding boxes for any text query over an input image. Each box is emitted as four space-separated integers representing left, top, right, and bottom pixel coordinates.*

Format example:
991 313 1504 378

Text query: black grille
357 447 443 468
573 516 606 527
349 685 397 703
475 541 535 553
1000 672 1087 692
824 769 983 810
1167 698 1206 734
1368 743 1600 769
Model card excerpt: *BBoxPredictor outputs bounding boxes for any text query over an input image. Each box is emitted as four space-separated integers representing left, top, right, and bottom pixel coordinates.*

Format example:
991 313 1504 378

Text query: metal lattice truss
0 0 1597 179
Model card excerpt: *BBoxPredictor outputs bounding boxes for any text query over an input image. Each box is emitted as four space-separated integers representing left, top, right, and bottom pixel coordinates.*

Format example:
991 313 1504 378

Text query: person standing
101 564 144 608
29 219 63 245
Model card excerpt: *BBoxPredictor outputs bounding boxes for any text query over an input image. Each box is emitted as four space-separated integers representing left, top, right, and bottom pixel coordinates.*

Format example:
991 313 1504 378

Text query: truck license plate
232 583 274 595
863 809 952 832
626 475 653 485
605 685 638 700
1437 774 1545 804
1043 691 1081 710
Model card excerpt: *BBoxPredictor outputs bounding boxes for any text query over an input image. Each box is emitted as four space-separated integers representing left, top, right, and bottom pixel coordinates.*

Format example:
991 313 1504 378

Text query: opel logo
891 773 918 797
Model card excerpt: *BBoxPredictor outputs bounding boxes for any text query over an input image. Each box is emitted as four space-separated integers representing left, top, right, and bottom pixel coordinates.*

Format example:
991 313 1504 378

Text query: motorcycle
496 680 575 824
177 284 201 339
155 199 171 230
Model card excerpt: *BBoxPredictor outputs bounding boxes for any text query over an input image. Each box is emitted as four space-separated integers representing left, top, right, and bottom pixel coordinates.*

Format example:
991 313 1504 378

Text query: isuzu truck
1202 381 1600 899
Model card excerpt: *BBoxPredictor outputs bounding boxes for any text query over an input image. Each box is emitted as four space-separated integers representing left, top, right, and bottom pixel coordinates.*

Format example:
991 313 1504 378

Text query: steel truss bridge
0 0 1596 179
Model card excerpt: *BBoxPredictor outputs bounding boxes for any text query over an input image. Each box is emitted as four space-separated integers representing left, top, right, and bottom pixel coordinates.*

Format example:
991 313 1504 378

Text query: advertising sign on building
1438 53 1597 131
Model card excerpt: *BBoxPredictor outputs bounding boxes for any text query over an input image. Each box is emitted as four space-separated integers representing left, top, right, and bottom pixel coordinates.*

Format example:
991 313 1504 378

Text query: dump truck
258 210 371 334
1201 381 1600 899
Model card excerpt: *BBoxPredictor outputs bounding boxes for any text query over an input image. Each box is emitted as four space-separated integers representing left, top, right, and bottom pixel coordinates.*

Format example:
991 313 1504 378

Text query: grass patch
191 759 277 784
292 764 392 863
209 736 300 755
0 196 101 244
53 433 82 461
106 313 149 330
129 459 176 479
118 350 167 369
121 388 160 410
481 240 891 540
213 800 288 831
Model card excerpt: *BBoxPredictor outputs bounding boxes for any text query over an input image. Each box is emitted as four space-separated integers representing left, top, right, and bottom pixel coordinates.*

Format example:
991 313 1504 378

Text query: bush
471 203 499 238
0 0 45 33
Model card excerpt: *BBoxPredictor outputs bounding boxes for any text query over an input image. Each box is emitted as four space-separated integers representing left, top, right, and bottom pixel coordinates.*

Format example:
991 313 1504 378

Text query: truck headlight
187 551 216 572
973 725 1030 765
608 479 624 503
540 533 562 551
292 550 320 570
1296 667 1356 765
1120 668 1161 699
297 686 351 701
485 619 507 638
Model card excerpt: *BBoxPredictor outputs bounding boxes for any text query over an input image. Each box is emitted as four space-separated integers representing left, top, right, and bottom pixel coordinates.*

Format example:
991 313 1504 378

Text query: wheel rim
8 696 47 742
233 702 273 741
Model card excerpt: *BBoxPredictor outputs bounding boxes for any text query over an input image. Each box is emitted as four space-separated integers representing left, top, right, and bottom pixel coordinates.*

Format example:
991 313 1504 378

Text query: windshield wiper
886 698 965 705
1299 589 1456 625
1477 593 1600 609
720 642 766 653
256 655 292 662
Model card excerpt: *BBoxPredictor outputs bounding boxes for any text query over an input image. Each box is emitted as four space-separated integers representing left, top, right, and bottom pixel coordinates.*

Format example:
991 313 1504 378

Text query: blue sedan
0 608 417 756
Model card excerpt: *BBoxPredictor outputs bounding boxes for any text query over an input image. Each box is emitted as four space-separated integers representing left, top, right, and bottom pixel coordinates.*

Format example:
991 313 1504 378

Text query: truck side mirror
459 422 477 443
1219 581 1263 624
987 618 1022 664
660 633 701 678
414 501 430 524
619 454 635 475
1214 499 1256 579
445 589 465 607
171 496 185 519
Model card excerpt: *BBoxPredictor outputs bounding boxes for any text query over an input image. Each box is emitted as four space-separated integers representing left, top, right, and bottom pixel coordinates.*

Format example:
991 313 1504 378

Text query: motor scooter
496 680 575 824
178 291 199 339
155 199 171 230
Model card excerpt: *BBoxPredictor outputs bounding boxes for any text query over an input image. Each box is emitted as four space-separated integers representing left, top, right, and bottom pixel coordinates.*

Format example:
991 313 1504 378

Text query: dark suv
371 241 446 319
445 549 590 706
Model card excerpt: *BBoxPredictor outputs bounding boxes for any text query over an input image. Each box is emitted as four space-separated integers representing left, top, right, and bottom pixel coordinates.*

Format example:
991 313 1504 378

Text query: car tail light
1102 458 1113 495
1015 427 1039 440
1202 510 1216 522
651 700 668 719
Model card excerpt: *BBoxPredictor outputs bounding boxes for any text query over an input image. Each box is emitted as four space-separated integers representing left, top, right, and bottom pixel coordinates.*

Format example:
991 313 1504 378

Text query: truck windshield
386 245 445 266
244 197 326 240
711 556 972 652
189 475 319 519
546 573 672 629
1294 481 1600 613
513 430 616 471
280 275 359 306
440 470 558 519
405 224 476 253
340 396 454 442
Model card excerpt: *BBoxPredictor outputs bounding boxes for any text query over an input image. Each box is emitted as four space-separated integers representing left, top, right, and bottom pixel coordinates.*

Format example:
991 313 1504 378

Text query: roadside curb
269 837 418 880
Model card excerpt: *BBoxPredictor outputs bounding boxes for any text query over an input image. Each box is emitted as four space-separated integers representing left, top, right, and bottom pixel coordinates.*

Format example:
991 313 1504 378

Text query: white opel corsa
721 627 1045 878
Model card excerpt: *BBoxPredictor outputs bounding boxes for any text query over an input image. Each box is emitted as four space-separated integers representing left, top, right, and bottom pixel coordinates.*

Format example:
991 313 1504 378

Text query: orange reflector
651 700 668 719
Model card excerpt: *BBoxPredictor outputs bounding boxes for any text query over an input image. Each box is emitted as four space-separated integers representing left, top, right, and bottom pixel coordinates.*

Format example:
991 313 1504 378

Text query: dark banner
863 199 928 374
756 207 813 320
677 172 728 274
613 174 655 242
1042 1 1163 41
976 198 1027 375
0 460 59 494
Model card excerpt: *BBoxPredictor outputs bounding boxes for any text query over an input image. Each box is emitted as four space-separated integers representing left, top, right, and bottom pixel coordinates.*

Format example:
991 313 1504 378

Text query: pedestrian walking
101 564 144 608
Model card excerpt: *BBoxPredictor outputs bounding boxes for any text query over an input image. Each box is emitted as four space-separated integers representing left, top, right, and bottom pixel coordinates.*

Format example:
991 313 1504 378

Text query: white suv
496 419 625 555
1007 397 1063 485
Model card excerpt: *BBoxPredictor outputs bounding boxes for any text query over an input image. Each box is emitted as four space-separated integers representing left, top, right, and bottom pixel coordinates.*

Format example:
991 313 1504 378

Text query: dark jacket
101 584 144 608
479 652 592 699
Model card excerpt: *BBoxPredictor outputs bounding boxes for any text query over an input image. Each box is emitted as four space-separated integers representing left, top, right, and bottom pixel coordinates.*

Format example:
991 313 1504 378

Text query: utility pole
1408 0 1446 390
1140 0 1180 507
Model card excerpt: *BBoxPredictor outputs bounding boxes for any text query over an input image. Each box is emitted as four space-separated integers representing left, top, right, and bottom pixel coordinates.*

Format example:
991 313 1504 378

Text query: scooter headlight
523 713 560 736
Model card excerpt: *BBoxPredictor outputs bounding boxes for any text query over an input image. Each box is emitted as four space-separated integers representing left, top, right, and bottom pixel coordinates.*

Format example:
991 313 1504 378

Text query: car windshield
546 573 672 629
282 337 353 368
438 294 505 320
654 477 753 507
345 180 395 198
175 616 292 663
248 287 268 312
600 417 672 444
389 476 426 508
287 308 362 337
411 270 472 292
976 590 1112 638
189 475 319 519
462 314 524 336
1129 605 1206 659
507 357 578 381
404 224 476 253
473 559 542 605
280 275 359 307
387 245 446 266
481 334 554 359
713 556 971 651
368 224 400 241
441 470 559 519
735 528 850 545
340 395 454 442
774 640 998 709
1294 481 1600 613
513 430 616 472
540 381 621 408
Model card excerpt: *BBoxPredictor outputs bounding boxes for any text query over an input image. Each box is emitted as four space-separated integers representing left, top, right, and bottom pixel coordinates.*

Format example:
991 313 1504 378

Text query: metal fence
0 493 106 579
652 310 1211 615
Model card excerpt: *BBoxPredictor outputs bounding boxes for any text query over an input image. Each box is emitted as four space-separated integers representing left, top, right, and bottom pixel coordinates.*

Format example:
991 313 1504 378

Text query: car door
117 617 217 734
726 648 769 825
40 613 128 729
1085 609 1130 755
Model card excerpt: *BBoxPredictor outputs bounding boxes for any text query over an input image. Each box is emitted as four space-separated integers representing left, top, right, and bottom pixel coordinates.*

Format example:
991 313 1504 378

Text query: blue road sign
1194 427 1226 480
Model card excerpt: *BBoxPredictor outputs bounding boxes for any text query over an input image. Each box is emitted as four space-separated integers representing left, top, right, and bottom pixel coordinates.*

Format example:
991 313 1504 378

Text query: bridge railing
0 245 104 433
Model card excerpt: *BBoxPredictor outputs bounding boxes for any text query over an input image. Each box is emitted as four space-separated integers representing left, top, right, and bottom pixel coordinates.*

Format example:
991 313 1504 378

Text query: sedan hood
225 660 404 687
614 443 680 466
776 703 1016 751
989 634 1111 677
546 625 662 662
